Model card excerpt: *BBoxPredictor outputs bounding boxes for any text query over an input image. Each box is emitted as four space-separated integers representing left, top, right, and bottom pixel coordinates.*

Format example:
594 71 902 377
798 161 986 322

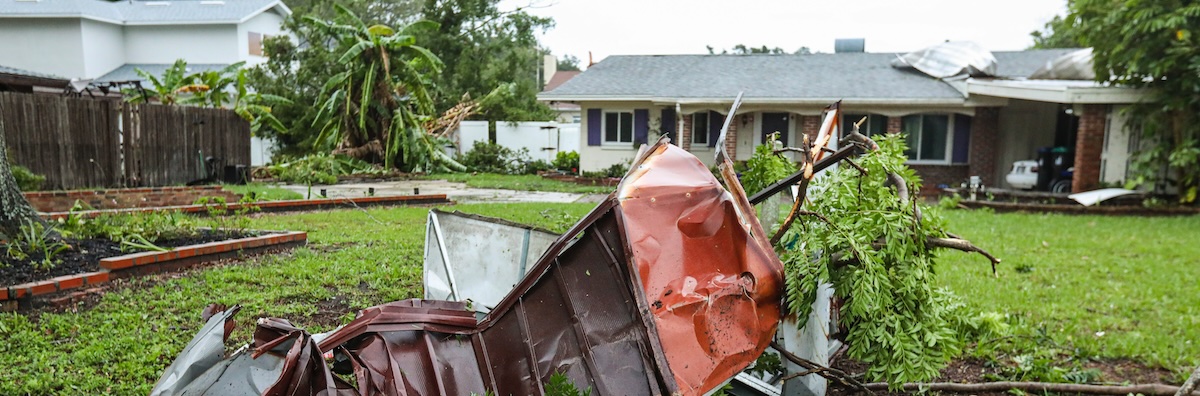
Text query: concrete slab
279 179 598 204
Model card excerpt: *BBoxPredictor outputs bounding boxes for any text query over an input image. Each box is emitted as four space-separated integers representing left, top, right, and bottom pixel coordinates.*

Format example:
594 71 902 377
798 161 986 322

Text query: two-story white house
0 0 290 83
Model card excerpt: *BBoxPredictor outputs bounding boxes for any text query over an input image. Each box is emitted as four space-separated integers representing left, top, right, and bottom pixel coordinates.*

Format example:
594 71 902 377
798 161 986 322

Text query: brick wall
887 117 902 134
24 186 243 212
725 116 738 158
909 164 970 196
969 108 1000 186
1072 104 1107 193
801 115 821 143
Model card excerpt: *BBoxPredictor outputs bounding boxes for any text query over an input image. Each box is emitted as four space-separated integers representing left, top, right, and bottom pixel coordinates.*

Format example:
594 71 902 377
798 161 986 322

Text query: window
901 114 951 161
842 114 888 136
249 32 269 56
692 112 709 145
603 111 633 144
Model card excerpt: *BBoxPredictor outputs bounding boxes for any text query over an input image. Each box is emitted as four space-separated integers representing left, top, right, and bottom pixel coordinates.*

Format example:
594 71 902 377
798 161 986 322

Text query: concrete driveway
280 179 609 204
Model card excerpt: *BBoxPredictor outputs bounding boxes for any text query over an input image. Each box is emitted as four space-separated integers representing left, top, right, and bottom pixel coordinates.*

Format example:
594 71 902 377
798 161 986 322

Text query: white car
1005 160 1038 190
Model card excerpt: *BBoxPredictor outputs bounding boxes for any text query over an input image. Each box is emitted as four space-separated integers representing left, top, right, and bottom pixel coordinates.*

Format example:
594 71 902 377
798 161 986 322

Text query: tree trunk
0 116 47 240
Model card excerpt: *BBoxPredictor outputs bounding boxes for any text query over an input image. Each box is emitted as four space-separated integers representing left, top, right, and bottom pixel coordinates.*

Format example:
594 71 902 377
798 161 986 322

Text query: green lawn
936 210 1200 373
221 182 304 201
0 205 1196 394
421 173 614 194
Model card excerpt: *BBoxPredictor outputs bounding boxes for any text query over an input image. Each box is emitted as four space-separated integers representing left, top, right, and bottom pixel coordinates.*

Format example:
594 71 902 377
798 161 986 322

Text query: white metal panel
456 120 490 155
496 121 581 162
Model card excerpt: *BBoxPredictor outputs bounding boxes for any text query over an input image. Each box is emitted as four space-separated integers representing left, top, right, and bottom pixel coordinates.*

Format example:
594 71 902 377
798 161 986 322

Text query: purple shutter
661 107 676 143
708 111 725 147
952 114 971 163
634 109 649 145
587 108 601 146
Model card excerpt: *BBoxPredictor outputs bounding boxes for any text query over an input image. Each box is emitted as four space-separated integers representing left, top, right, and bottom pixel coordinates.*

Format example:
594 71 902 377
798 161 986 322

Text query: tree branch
862 381 1200 396
770 341 873 395
927 237 1001 276
1176 364 1200 396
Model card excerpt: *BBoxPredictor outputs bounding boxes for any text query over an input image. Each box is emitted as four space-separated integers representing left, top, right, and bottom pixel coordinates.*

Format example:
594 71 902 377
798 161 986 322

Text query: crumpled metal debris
891 41 998 79
1028 48 1095 80
153 139 785 396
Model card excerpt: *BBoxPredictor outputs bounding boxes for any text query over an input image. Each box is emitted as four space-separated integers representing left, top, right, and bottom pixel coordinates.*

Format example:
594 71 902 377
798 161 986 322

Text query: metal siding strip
551 257 611 395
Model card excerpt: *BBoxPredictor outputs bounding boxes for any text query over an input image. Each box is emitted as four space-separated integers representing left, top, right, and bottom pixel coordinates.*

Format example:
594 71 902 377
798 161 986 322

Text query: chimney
834 38 865 53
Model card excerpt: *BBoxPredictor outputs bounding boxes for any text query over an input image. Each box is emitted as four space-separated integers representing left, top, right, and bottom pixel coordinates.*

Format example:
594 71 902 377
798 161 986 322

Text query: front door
761 113 789 146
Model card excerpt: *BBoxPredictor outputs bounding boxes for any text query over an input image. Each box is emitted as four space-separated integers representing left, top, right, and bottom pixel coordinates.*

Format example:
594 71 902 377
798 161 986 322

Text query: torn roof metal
153 139 786 396
891 41 998 79
1028 48 1095 80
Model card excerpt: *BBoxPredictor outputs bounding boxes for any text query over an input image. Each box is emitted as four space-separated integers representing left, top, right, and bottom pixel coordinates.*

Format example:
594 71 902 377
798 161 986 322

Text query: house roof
0 0 291 25
0 64 67 81
0 64 69 88
543 70 580 92
539 49 1081 104
96 63 232 83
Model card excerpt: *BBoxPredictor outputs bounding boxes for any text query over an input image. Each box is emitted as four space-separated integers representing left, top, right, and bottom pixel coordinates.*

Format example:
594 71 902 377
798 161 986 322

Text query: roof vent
145 1 170 6
891 41 997 79
200 0 225 4
834 39 865 53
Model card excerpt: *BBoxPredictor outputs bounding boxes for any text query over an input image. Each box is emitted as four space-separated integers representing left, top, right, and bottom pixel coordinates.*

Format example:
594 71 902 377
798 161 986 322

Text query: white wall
236 11 287 66
0 18 85 78
496 122 580 163
996 99 1058 184
457 121 490 154
1101 104 1133 185
125 24 239 64
80 19 125 78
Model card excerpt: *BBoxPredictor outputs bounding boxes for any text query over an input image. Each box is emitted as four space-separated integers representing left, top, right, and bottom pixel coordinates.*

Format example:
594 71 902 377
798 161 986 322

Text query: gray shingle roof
540 49 1081 102
96 63 232 83
0 64 67 80
0 0 288 24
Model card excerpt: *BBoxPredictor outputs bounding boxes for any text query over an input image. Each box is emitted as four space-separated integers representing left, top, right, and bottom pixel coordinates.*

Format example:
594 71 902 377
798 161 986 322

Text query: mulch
0 230 254 286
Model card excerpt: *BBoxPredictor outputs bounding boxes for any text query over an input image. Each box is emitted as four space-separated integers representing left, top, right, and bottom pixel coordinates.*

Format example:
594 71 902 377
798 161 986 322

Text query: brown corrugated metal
156 140 785 396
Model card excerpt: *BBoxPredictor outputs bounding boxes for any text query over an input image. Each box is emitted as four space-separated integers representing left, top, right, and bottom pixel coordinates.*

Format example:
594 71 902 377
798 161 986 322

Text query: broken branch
862 381 1200 396
770 341 873 395
1177 364 1200 396
927 237 1001 276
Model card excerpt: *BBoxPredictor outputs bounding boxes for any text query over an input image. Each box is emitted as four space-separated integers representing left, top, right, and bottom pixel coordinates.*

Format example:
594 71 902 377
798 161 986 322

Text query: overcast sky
506 0 1068 66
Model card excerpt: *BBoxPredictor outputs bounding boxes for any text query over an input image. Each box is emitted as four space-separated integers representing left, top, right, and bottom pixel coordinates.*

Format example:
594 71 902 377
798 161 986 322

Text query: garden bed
540 173 621 187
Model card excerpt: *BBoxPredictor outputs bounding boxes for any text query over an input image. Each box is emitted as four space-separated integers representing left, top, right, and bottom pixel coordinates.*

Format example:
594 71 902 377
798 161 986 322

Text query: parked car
1005 160 1038 190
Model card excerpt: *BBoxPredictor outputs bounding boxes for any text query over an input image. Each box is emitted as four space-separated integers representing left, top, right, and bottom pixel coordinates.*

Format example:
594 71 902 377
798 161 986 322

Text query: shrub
522 159 553 175
459 142 515 173
12 164 45 191
553 151 580 173
268 154 381 185
602 162 629 178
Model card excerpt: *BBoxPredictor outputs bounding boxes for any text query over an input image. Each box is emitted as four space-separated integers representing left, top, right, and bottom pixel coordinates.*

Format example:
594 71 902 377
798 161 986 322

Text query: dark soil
0 230 256 286
828 357 1177 395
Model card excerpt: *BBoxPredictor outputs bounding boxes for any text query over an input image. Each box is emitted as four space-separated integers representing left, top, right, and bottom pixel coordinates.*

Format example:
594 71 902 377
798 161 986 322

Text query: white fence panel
457 120 490 154
495 122 580 163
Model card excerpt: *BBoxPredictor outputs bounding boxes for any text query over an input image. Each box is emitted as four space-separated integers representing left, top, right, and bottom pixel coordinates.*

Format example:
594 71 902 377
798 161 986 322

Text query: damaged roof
539 49 1081 103
0 0 290 25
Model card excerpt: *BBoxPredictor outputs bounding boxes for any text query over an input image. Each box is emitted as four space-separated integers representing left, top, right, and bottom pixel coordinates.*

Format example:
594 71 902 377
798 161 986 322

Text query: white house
0 0 291 83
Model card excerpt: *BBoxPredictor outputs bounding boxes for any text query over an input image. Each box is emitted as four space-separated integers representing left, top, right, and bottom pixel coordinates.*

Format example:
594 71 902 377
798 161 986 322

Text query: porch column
969 107 1000 186
724 116 738 159
1072 104 1107 193
801 115 821 143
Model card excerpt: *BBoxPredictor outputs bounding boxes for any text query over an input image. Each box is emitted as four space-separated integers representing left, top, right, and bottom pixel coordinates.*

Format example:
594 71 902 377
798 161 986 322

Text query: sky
504 0 1068 66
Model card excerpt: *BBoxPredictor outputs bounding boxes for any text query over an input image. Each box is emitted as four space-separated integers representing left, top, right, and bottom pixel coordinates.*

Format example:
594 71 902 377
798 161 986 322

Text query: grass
0 203 592 395
421 173 614 194
936 210 1200 374
221 182 304 201
0 204 1196 394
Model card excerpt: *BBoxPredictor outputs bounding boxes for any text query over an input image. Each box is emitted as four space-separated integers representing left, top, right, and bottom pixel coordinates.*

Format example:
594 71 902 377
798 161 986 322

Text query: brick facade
23 186 243 212
886 116 902 134
800 115 821 143
968 107 1000 186
725 116 738 157
1073 104 1107 193
680 114 693 150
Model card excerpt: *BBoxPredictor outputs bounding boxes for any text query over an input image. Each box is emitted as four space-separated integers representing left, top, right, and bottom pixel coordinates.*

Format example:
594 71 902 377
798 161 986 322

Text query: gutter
965 78 1150 104
537 95 968 106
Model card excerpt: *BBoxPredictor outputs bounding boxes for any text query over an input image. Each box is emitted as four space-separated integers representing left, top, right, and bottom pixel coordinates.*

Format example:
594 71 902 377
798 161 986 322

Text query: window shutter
952 114 971 163
634 109 649 145
586 108 601 146
708 111 725 147
660 107 676 143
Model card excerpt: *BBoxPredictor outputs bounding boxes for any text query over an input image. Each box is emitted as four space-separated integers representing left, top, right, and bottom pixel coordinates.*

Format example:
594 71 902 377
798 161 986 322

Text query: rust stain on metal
153 139 784 396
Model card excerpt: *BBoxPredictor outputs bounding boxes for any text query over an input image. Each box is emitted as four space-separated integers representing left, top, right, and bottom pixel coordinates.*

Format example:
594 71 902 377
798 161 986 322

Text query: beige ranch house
538 48 1147 194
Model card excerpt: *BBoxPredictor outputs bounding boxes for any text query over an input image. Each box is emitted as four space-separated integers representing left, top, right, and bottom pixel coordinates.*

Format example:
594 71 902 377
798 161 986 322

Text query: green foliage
768 135 977 387
556 54 581 72
1029 14 1086 49
4 220 68 270
221 183 304 202
58 205 199 252
269 153 383 185
747 352 785 378
544 372 591 396
120 59 289 136
601 161 629 178
1062 0 1200 203
553 151 580 173
420 173 613 194
419 0 556 122
739 136 796 197
11 163 44 191
938 193 963 210
123 59 200 105
459 141 520 173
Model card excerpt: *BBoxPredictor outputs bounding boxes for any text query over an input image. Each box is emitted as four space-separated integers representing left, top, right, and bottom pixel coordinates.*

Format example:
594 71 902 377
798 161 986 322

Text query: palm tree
185 62 246 108
123 59 202 105
307 5 461 172
230 68 291 136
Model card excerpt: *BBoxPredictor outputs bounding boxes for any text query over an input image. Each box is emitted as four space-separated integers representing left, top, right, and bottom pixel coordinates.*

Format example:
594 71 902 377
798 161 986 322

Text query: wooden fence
0 92 250 190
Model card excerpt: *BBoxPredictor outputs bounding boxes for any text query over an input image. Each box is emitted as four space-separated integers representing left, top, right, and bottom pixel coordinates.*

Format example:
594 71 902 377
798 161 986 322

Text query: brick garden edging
24 186 242 213
41 194 451 220
1 231 307 312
